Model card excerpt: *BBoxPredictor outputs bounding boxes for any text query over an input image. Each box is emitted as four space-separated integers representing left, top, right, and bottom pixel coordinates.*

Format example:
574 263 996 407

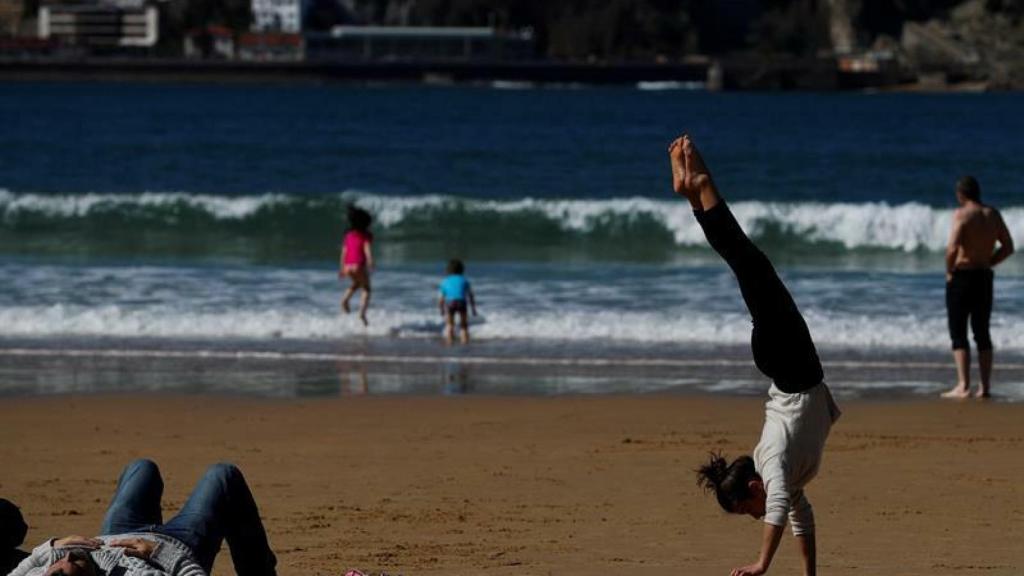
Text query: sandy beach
2 394 1022 575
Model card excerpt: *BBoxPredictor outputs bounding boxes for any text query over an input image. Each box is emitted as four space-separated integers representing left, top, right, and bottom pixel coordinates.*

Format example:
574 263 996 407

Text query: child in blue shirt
438 259 478 344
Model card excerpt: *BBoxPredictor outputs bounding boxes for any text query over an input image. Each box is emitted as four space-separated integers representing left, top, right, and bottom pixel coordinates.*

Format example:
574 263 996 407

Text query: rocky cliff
80 0 1024 87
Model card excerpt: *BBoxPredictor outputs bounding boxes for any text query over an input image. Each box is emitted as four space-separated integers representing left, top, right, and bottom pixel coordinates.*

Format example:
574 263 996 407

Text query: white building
38 2 158 48
251 0 301 33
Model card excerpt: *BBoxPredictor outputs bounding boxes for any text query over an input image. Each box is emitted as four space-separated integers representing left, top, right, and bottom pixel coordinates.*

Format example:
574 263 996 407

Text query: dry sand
1 394 1022 575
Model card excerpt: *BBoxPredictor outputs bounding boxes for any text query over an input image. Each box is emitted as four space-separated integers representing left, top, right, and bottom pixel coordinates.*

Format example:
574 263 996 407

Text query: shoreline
0 58 708 86
0 57 1004 92
3 338 1024 400
2 393 1022 575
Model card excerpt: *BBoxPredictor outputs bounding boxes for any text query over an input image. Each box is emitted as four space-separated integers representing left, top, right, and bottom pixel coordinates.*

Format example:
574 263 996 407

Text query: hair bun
695 451 729 492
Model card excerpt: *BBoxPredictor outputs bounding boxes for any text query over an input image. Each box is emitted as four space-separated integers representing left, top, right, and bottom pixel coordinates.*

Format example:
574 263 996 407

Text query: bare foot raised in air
668 136 690 197
941 384 971 399
668 134 720 211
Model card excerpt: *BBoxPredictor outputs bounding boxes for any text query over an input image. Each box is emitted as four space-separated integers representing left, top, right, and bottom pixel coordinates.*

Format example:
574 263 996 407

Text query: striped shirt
9 534 205 576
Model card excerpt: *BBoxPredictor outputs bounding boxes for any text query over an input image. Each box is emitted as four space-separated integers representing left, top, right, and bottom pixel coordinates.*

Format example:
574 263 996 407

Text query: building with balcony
252 0 301 33
38 1 158 50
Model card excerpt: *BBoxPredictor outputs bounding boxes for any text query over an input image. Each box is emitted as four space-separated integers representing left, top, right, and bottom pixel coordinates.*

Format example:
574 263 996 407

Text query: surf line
3 347 1024 371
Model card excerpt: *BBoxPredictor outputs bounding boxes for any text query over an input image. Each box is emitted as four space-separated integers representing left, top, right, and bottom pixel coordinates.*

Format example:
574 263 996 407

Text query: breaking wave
2 189 1020 255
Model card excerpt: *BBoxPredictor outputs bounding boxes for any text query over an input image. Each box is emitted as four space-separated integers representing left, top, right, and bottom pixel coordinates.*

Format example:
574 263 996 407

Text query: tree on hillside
986 0 1024 17
403 0 694 59
750 0 831 56
689 0 759 53
306 0 354 31
157 0 252 55
857 0 963 39
544 0 694 60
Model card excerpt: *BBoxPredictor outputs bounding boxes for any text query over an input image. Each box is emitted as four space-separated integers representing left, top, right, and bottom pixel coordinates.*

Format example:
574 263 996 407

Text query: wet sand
1 394 1022 575
5 341 1024 399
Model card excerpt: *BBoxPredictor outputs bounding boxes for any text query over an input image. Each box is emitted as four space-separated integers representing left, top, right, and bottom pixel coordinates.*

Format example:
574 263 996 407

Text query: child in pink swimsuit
339 205 374 326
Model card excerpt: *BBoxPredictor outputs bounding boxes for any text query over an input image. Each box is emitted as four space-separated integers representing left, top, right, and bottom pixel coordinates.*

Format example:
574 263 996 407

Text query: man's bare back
942 176 1014 399
949 203 1009 270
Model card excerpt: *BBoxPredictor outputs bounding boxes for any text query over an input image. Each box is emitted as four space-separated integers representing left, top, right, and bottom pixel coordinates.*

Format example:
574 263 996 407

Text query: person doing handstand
669 135 840 576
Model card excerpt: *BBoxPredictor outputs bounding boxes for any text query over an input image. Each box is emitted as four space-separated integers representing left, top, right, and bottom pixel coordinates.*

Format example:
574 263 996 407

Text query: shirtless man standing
942 176 1015 399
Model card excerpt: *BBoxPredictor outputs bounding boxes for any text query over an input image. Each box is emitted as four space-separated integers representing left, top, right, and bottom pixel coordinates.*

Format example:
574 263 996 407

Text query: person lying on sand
669 135 840 576
9 460 276 576
1 498 30 574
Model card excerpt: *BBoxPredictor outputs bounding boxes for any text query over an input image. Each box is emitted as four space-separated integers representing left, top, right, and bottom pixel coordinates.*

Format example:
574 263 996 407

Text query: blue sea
1 83 1022 397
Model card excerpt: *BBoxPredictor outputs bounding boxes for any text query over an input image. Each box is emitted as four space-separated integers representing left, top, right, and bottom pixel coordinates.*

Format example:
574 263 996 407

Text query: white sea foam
490 80 537 90
354 193 1020 252
636 80 705 91
3 304 1023 351
0 189 290 220
2 188 1021 252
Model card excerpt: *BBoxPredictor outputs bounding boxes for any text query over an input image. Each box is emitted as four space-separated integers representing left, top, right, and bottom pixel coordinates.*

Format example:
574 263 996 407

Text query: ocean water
1 83 1022 396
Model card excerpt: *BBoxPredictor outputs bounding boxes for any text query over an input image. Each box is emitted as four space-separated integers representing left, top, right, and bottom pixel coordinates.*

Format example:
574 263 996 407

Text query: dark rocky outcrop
12 0 1022 88
325 0 1024 87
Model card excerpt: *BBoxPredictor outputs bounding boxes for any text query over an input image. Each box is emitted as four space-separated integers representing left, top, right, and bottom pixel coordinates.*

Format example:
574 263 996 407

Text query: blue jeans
100 459 277 576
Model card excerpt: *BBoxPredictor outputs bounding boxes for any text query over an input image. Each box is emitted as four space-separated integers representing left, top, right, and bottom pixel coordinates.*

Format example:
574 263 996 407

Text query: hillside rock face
332 0 1024 87
152 0 1024 87
899 0 1024 87
827 0 859 54
816 0 1024 87
0 0 22 35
